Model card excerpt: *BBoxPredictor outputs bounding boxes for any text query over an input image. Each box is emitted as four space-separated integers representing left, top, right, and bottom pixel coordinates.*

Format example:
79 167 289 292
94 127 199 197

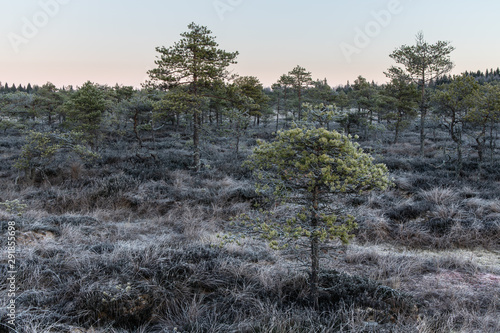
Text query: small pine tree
287 65 313 120
432 75 480 176
63 81 107 150
243 126 390 308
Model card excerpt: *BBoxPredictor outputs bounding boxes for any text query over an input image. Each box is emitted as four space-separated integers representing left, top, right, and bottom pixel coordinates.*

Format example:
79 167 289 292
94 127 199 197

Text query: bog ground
0 122 499 333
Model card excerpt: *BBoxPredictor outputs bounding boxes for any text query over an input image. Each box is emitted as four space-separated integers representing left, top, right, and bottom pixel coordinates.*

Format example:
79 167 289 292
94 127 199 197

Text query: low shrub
386 201 432 222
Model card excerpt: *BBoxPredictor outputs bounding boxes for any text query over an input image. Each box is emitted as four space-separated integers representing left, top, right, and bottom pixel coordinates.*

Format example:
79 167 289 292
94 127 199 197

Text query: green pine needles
247 127 389 198
240 126 390 308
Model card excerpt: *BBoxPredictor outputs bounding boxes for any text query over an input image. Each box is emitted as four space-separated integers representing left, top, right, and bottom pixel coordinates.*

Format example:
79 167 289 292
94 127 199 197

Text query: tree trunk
476 136 484 163
298 87 302 121
419 75 426 157
236 119 240 154
133 110 143 147
26 167 36 185
476 137 484 174
193 110 201 172
450 117 462 177
310 231 319 309
151 116 157 150
419 108 426 157
489 123 496 162
283 88 289 128
394 112 401 144
310 185 320 309
192 73 201 172
276 95 281 132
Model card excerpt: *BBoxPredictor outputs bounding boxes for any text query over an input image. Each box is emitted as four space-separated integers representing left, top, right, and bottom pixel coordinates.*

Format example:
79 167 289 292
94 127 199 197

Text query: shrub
386 201 432 222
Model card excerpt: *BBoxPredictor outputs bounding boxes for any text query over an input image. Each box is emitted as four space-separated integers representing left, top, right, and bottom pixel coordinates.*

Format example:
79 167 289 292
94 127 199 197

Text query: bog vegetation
0 24 499 332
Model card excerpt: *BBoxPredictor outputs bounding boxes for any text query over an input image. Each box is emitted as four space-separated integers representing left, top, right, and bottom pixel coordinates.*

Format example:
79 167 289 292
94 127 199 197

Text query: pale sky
1 0 500 89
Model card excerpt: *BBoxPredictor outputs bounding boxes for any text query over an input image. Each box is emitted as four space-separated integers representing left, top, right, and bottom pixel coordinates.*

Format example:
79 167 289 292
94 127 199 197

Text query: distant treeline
2 68 500 95
0 82 38 93
434 67 500 85
0 82 76 94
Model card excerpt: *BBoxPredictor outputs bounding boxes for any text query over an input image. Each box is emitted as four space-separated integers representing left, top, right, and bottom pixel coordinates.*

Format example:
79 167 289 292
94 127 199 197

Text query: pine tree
287 65 313 120
146 22 238 171
63 81 107 150
386 31 455 157
382 77 419 143
244 127 389 308
432 75 480 176
35 82 64 126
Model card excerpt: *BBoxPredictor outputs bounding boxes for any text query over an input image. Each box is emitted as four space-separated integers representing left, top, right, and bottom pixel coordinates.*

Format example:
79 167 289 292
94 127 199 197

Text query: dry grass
1 124 499 332
338 244 500 333
419 187 458 205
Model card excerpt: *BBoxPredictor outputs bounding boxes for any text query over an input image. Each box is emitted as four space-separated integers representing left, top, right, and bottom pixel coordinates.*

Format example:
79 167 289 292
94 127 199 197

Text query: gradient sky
1 0 500 89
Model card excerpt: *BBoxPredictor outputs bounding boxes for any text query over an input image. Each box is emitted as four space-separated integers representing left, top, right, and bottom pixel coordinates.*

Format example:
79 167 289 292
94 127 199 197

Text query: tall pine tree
146 23 238 171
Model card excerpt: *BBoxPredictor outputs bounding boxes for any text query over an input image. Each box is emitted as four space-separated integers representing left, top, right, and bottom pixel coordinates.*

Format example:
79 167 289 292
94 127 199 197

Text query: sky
1 0 500 89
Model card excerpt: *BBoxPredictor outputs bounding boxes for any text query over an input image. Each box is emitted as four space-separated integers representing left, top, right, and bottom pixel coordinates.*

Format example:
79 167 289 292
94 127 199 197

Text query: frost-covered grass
0 125 499 332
